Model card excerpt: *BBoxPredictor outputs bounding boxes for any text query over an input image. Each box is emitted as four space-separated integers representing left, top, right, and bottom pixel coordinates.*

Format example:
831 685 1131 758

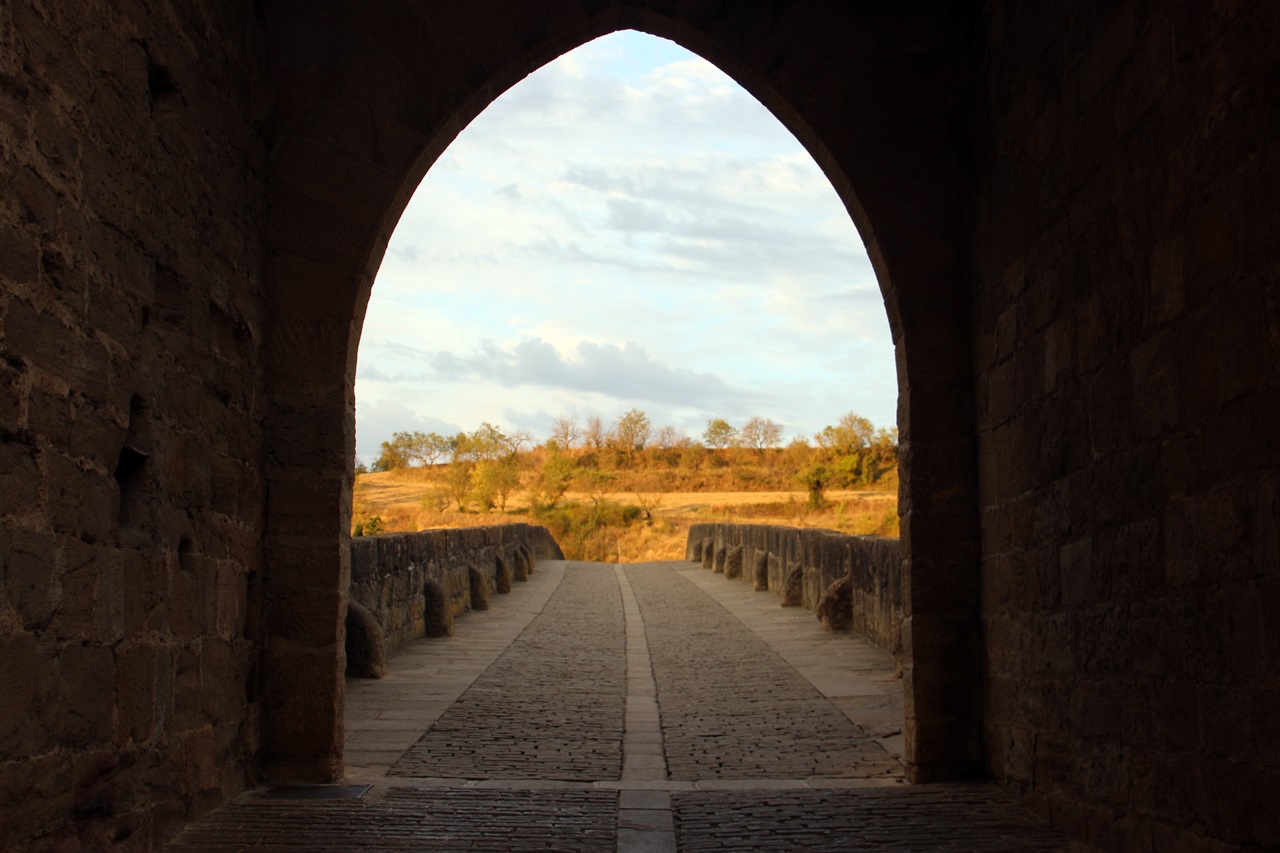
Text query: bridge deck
166 561 1083 851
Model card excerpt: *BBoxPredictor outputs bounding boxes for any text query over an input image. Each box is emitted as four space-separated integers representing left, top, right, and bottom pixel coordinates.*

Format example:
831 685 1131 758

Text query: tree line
359 408 898 514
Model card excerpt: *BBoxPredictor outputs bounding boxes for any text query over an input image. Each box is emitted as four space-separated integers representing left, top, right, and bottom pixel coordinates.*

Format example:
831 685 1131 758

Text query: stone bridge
166 528 1079 851
3 2 1278 850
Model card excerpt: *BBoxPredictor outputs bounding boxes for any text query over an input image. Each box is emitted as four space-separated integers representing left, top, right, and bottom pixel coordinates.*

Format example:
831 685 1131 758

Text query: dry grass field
352 469 898 561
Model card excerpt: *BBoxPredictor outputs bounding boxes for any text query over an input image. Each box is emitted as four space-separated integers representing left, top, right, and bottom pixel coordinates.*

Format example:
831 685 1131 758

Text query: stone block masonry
0 2 272 849
685 524 901 661
348 525 562 659
3 0 1277 848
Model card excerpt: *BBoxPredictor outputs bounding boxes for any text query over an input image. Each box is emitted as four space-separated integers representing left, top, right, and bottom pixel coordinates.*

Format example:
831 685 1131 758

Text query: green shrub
796 463 829 509
353 515 384 536
532 499 643 561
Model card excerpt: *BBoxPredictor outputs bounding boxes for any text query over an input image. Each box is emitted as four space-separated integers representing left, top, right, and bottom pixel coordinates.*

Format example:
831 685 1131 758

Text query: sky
354 30 896 465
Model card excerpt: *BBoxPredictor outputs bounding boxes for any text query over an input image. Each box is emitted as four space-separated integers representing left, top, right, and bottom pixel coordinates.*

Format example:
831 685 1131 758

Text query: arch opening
352 31 896 480
262 6 979 787
344 30 905 789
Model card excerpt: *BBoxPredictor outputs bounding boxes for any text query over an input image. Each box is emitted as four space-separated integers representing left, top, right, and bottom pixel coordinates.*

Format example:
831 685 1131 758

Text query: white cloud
355 30 896 464
353 398 465 464
406 337 772 410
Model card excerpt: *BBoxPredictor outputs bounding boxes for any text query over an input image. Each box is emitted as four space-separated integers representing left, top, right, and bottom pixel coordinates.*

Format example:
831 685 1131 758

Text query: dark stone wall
973 3 1280 849
2 0 1277 849
348 524 562 656
0 2 270 850
685 524 902 659
257 0 981 787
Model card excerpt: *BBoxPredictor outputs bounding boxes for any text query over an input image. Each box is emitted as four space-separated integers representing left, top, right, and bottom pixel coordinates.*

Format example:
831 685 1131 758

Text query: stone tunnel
1 1 1277 850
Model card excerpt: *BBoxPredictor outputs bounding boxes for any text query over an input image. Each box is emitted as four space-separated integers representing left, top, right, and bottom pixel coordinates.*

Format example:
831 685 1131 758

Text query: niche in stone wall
115 394 153 528
178 535 197 573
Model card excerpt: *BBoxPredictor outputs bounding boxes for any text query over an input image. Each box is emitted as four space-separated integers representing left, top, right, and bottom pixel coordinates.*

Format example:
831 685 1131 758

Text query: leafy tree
420 487 451 513
739 416 783 455
415 432 453 466
448 431 470 463
472 457 521 511
858 452 877 485
532 446 577 508
870 426 899 464
815 412 874 458
611 408 651 457
465 422 507 461
499 429 533 457
488 457 523 510
444 462 473 510
702 418 737 450
374 430 455 469
796 462 829 509
374 432 414 470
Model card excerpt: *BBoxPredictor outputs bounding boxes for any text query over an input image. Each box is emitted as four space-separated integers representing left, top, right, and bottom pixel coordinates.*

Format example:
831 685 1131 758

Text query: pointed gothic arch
260 2 979 784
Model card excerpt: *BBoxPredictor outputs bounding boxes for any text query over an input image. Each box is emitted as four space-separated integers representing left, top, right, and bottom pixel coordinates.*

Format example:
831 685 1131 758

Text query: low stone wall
349 524 563 659
685 523 901 658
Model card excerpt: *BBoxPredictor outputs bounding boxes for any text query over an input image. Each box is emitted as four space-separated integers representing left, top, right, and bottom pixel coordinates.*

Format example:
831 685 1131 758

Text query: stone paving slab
673 562 905 753
167 558 1086 852
343 560 567 777
674 786 1086 851
388 563 626 781
164 787 618 852
625 563 901 781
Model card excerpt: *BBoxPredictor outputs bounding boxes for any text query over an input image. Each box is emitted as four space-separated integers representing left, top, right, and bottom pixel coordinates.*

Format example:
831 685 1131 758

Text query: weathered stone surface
782 566 804 607
2 1 1276 849
751 550 769 591
422 580 453 639
390 564 624 782
494 556 512 594
817 575 854 632
723 544 743 580
349 525 561 654
628 564 899 781
468 565 490 611
686 523 902 657
344 601 386 679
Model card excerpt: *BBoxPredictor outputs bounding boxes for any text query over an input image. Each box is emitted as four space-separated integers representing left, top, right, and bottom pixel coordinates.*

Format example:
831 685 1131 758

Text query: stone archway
260 1 979 784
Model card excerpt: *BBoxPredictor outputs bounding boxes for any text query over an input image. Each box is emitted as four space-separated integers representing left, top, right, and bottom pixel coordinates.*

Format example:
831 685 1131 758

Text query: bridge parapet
686 523 901 660
348 525 563 663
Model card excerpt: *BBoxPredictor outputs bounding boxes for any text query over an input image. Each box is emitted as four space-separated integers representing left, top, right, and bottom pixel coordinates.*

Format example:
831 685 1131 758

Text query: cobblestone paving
389 563 626 780
165 787 618 852
625 564 899 780
166 560 1086 852
674 786 1081 851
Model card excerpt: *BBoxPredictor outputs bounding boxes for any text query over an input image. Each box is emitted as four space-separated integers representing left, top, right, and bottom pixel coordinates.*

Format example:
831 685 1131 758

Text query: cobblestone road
167 560 1086 852
625 565 900 781
165 788 618 852
389 563 626 781
674 787 1078 851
